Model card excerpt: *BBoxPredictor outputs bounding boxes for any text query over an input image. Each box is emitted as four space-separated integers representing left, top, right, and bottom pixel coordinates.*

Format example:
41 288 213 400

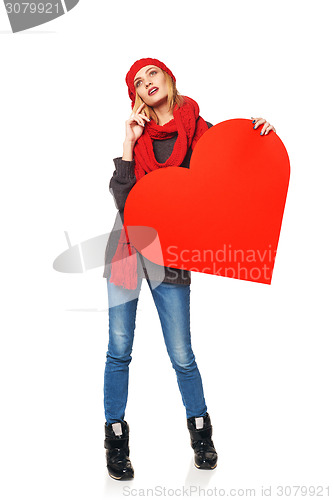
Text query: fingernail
252 120 255 123
260 131 263 135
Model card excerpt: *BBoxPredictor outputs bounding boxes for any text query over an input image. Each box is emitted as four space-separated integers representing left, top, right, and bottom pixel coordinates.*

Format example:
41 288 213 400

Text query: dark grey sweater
103 121 213 285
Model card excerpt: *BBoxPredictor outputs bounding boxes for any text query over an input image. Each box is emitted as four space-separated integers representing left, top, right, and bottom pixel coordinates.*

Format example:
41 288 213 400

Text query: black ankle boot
104 421 134 480
187 412 218 469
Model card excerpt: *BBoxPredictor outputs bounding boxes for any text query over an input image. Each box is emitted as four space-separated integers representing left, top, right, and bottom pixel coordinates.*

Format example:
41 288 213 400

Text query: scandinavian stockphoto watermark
3 0 79 32
166 243 277 282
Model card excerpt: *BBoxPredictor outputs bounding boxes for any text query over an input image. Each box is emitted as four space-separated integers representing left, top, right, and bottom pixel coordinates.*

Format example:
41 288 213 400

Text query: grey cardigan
103 121 213 285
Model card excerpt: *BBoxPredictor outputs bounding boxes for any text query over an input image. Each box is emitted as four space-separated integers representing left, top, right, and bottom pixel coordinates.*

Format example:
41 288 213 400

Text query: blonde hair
132 70 184 124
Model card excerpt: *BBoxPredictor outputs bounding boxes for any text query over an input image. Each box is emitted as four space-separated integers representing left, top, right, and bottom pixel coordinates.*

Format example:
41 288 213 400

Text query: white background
1 0 332 498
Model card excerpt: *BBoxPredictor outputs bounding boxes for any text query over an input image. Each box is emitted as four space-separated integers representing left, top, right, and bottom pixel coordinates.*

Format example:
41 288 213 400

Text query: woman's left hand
251 117 276 136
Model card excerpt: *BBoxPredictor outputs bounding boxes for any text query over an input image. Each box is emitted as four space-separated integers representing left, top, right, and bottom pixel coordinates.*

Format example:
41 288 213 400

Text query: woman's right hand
124 102 150 144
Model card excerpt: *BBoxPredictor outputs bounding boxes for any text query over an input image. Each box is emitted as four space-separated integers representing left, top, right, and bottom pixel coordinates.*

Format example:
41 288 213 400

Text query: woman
102 58 276 480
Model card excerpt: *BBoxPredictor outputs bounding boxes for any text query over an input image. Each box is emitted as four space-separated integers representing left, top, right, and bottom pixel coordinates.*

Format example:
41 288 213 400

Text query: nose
145 80 152 88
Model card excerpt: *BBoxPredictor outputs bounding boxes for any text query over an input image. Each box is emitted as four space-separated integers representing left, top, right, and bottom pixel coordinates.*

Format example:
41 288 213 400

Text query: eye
135 80 142 88
150 70 157 76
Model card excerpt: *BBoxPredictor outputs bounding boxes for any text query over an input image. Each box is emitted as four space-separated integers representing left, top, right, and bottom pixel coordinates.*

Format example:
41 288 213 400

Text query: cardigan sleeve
109 157 137 213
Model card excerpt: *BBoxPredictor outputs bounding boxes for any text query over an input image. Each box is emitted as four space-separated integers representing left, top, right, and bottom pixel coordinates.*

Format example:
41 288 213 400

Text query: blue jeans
104 276 208 424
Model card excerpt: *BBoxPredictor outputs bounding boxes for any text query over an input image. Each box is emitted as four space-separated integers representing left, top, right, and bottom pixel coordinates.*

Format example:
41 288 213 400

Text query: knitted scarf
109 96 209 289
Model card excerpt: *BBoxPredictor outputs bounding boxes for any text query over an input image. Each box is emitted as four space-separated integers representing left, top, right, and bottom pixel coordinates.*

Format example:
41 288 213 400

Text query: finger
137 113 150 122
135 117 145 127
264 125 273 135
260 122 270 135
252 117 262 128
134 116 145 127
129 103 145 120
253 117 265 129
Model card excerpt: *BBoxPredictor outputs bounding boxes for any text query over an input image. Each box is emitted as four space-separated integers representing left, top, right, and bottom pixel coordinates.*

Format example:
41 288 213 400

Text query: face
133 65 169 107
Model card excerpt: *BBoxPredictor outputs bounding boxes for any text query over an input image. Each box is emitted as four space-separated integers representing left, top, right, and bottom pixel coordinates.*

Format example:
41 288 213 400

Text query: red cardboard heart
124 119 290 285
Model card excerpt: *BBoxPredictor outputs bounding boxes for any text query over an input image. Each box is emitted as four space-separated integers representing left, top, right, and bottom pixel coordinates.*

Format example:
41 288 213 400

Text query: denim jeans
104 275 208 424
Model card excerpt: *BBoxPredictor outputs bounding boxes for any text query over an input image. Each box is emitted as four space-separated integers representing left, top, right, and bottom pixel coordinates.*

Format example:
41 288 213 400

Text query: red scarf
109 96 208 289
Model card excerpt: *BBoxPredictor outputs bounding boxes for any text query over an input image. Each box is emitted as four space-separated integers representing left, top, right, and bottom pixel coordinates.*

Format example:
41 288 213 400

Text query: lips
148 87 159 96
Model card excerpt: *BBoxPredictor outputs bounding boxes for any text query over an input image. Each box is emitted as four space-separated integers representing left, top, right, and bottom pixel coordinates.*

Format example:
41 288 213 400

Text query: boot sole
195 462 218 470
108 470 134 480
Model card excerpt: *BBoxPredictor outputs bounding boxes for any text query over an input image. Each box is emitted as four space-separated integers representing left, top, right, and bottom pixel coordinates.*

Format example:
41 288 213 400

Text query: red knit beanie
125 58 176 107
